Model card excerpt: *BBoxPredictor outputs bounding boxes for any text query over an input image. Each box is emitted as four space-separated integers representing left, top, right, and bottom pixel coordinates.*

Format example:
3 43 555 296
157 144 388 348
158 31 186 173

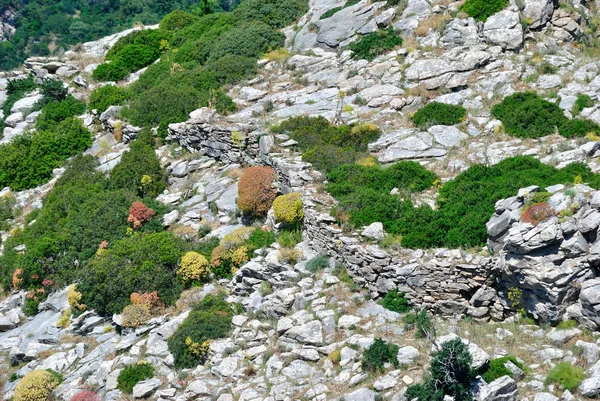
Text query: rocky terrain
1 0 600 401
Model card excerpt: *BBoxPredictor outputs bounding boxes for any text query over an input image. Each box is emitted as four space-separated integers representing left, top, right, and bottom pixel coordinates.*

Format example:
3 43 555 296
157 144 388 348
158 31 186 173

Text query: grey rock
547 328 582 345
343 388 377 401
133 378 161 398
483 10 523 50
534 393 559 401
361 222 384 240
397 346 420 366
522 0 555 29
478 376 518 401
580 375 600 397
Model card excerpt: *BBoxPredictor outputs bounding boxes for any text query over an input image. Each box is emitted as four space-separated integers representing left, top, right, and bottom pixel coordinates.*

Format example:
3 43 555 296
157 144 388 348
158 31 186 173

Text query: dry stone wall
168 109 510 321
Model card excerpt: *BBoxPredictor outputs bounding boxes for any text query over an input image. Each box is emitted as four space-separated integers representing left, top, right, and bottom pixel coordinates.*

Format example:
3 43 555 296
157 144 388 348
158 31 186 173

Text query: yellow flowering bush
221 226 255 250
273 192 304 225
67 285 86 312
121 303 152 327
178 251 210 282
14 370 60 401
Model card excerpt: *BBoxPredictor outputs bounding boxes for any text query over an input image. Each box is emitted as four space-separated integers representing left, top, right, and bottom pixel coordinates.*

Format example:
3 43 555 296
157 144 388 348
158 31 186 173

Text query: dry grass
414 14 451 37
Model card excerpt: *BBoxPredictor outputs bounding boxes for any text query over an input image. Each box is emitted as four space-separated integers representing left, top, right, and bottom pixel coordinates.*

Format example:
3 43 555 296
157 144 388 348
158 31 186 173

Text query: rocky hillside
1 0 600 401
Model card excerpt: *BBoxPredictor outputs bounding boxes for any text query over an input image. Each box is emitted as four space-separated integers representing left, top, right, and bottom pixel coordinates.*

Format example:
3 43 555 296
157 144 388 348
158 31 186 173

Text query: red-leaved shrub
237 166 277 216
127 201 155 229
70 390 101 401
521 202 556 226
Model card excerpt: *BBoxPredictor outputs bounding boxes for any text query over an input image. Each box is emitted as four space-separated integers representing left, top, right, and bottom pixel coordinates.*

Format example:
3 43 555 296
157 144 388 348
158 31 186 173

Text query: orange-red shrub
127 201 155 229
71 391 101 401
521 202 556 226
237 166 277 216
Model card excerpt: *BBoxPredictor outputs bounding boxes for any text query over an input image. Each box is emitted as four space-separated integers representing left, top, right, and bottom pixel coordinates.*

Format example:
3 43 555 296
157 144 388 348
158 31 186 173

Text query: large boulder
521 0 555 29
478 376 518 401
483 10 524 50
579 279 600 328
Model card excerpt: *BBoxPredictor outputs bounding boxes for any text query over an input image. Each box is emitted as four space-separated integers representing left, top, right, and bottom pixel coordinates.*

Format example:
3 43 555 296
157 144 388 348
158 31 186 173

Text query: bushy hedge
116 362 154 394
272 117 381 173
362 338 399 372
412 102 466 129
460 0 509 22
168 294 233 369
35 96 86 131
88 85 129 114
327 156 600 249
232 0 308 28
559 118 600 138
348 27 403 61
381 290 411 313
0 117 92 191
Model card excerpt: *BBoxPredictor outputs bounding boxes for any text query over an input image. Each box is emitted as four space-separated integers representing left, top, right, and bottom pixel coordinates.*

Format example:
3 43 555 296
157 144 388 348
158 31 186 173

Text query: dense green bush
159 10 201 33
404 309 434 339
207 22 284 62
88 85 129 113
0 117 92 191
558 118 600 138
362 338 400 372
35 96 86 131
168 294 233 369
491 92 567 138
92 62 130 82
78 231 184 316
116 362 154 394
272 117 381 173
412 102 467 129
205 55 257 84
381 290 411 313
232 0 308 28
460 0 509 22
110 138 168 197
482 356 525 383
406 338 476 401
348 27 403 61
545 362 585 390
3 76 37 117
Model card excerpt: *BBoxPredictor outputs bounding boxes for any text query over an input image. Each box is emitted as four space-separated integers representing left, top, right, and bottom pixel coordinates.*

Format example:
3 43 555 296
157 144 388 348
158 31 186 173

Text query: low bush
14 370 61 401
559 118 600 138
412 102 467 129
482 356 525 383
0 117 92 191
178 251 210 283
273 192 304 226
121 303 152 328
406 338 476 401
3 76 37 117
404 309 434 338
207 22 285 63
381 290 411 313
159 10 200 33
210 227 275 278
305 255 329 273
545 362 584 390
168 294 233 369
88 85 129 114
117 362 154 394
277 229 302 248
491 92 567 138
205 54 257 85
520 202 556 226
572 94 594 115
232 0 309 28
78 231 184 316
237 166 277 216
320 6 342 19
35 96 87 131
348 27 403 61
92 62 130 82
362 338 400 372
556 319 579 330
460 0 509 22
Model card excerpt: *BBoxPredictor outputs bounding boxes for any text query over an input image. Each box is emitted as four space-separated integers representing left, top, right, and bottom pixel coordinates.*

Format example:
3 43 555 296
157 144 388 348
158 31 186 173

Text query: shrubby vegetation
362 338 400 372
412 102 467 129
272 117 381 173
348 27 403 61
460 0 509 22
545 362 585 390
406 338 476 401
168 293 233 369
273 192 304 227
14 370 61 401
116 362 154 394
492 92 600 138
237 166 277 216
482 356 525 382
88 85 130 114
404 310 434 338
2 75 37 117
327 156 600 248
381 290 411 313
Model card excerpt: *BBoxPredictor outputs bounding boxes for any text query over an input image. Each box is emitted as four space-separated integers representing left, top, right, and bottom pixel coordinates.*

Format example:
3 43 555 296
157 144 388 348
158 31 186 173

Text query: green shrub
205 55 257 84
482 356 525 382
491 92 567 138
277 229 303 248
207 22 285 62
168 294 233 368
14 369 61 401
362 338 400 372
406 338 476 401
556 319 579 330
116 362 154 394
232 0 309 28
35 96 86 131
0 117 92 191
3 76 37 117
92 61 129 82
109 138 168 197
244 228 276 253
404 309 434 338
545 362 585 390
78 231 184 316
88 85 129 113
320 7 342 19
460 0 509 21
38 78 69 106
412 102 467 129
572 94 594 115
159 10 200 33
171 12 235 47
381 290 411 313
305 255 329 273
348 27 403 61
106 29 166 61
559 118 600 138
